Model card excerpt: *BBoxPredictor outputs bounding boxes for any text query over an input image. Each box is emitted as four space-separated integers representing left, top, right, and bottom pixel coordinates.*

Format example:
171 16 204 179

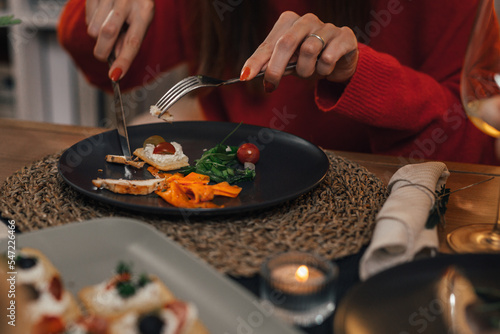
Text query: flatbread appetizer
79 262 175 318
13 248 81 333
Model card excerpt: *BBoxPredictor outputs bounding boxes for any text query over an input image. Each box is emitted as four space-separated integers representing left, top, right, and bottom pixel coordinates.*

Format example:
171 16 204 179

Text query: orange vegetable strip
147 166 173 179
211 182 242 198
156 182 220 208
182 172 210 184
182 184 215 203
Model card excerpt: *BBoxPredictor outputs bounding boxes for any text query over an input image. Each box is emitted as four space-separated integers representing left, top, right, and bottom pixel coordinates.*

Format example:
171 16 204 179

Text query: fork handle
254 62 297 79
222 62 298 85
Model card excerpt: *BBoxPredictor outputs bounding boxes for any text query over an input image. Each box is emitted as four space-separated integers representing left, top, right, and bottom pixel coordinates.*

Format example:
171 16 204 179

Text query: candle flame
295 265 309 282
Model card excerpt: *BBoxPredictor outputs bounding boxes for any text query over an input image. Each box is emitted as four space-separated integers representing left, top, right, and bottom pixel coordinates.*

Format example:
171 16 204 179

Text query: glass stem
492 180 500 234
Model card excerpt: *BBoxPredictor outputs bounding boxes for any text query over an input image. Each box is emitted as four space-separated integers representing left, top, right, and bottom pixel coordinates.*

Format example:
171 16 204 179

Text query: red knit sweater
58 0 499 165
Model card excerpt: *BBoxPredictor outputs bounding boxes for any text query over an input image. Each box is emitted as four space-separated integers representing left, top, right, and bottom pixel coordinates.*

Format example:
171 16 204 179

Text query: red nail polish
240 67 251 81
263 80 275 93
110 67 123 82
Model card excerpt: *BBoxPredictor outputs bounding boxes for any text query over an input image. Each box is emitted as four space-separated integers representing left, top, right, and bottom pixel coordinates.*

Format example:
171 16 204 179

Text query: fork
155 63 297 118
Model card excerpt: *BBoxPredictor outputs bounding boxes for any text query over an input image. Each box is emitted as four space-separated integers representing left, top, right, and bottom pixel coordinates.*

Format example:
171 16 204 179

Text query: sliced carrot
156 181 220 208
153 172 241 208
181 172 210 184
211 181 242 198
182 183 215 203
147 166 173 179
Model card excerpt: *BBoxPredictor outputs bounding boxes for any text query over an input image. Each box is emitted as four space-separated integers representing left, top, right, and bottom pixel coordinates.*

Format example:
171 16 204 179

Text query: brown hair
194 0 372 78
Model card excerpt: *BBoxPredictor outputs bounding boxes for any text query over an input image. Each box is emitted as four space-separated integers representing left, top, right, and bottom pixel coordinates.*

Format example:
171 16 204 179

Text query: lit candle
269 264 326 294
260 251 338 327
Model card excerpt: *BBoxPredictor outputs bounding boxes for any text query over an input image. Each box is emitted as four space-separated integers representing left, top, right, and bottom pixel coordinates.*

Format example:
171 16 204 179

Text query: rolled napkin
359 162 450 281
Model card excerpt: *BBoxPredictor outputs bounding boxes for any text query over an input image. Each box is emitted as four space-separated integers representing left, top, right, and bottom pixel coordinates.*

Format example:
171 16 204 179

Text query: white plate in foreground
1 218 303 334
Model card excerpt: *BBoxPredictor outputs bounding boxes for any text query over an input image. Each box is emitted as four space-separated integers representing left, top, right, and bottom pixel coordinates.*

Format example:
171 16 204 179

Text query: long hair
194 0 371 78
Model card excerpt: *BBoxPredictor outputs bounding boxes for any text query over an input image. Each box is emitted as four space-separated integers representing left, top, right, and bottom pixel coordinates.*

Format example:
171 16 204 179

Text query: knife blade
108 51 132 159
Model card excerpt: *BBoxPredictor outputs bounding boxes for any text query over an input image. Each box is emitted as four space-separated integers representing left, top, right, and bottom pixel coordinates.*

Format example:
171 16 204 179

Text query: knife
108 51 132 160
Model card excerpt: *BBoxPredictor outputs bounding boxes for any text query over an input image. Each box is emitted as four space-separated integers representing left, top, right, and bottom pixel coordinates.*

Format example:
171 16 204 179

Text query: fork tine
156 80 200 111
155 77 199 107
157 84 201 112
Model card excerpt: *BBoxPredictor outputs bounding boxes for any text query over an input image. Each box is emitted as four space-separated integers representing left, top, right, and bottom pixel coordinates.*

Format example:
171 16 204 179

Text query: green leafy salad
179 123 258 184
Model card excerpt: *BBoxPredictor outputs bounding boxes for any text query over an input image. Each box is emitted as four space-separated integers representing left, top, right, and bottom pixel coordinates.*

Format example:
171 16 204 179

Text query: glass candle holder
260 251 338 327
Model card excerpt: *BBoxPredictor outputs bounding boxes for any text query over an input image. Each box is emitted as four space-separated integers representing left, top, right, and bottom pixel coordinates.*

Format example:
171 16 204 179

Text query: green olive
143 135 166 148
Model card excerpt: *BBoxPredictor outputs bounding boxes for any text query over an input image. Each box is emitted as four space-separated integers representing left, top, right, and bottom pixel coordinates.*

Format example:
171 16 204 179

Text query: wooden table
1 118 500 254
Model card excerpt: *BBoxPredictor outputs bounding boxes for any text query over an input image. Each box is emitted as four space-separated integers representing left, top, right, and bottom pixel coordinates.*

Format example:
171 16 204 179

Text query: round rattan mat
0 151 387 277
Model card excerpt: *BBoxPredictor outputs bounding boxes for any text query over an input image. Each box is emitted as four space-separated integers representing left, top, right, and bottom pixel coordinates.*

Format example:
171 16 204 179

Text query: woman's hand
240 11 359 92
86 0 154 81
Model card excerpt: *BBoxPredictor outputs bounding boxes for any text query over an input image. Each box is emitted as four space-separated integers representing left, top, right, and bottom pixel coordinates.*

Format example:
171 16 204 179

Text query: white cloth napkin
359 162 450 281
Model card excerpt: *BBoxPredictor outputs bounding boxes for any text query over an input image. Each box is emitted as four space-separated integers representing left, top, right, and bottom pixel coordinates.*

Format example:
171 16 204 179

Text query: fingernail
240 67 251 81
110 67 123 82
263 80 275 93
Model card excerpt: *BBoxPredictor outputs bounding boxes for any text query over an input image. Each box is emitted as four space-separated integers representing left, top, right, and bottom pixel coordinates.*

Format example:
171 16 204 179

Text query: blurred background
0 0 202 128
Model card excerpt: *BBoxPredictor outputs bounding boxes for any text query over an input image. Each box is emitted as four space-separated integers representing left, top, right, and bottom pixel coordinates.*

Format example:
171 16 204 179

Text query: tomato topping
237 143 260 164
153 142 176 155
143 135 166 148
33 316 65 334
49 276 63 301
79 315 109 334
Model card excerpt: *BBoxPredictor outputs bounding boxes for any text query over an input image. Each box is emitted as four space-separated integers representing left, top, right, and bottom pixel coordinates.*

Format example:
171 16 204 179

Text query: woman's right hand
86 0 155 81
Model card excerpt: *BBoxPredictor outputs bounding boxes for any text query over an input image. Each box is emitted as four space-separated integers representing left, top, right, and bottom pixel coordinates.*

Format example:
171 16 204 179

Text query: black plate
334 254 500 334
58 121 329 216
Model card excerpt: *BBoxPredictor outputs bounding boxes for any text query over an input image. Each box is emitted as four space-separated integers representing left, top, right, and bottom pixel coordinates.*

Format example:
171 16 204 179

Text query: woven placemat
0 151 387 276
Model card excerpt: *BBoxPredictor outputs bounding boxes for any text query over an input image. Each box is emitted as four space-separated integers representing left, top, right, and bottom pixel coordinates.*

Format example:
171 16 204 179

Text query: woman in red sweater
58 0 499 165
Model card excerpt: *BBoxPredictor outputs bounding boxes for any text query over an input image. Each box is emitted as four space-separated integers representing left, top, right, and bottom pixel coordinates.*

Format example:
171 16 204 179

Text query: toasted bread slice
134 147 189 171
15 248 81 327
92 178 165 195
79 275 175 318
17 248 59 284
105 155 146 169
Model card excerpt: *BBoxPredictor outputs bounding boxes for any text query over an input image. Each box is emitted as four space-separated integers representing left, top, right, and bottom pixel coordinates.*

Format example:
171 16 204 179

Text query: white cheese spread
143 143 188 165
109 302 198 334
90 280 163 313
28 289 72 322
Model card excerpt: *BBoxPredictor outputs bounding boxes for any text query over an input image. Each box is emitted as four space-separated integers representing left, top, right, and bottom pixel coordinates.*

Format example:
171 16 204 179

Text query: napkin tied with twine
359 162 450 280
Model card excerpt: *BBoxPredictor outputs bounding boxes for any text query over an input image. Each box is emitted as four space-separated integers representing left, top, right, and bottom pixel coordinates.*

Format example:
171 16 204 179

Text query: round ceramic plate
334 254 500 333
58 121 329 216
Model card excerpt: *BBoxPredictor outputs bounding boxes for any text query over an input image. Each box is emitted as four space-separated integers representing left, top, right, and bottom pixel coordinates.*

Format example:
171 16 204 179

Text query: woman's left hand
240 11 359 92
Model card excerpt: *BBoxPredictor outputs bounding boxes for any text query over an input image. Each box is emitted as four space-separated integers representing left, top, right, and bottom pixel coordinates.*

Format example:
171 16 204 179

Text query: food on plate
108 300 209 334
179 143 256 184
93 125 255 208
64 315 109 334
92 178 165 195
236 143 260 164
1 260 29 334
79 261 175 318
5 248 82 333
179 123 257 184
2 249 210 333
133 141 189 172
105 155 146 169
150 169 242 208
142 135 167 147
150 105 174 122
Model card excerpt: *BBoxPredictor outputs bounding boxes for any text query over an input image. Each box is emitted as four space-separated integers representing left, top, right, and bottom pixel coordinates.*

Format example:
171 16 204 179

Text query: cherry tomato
143 135 165 148
49 276 63 300
153 141 176 155
237 143 260 164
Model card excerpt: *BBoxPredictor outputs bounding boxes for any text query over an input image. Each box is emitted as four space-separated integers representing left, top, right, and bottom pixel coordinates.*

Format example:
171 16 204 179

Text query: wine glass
447 0 500 253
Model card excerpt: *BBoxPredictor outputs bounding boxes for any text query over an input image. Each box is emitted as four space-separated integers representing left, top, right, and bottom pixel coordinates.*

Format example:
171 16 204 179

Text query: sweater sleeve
315 0 497 163
57 0 185 93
